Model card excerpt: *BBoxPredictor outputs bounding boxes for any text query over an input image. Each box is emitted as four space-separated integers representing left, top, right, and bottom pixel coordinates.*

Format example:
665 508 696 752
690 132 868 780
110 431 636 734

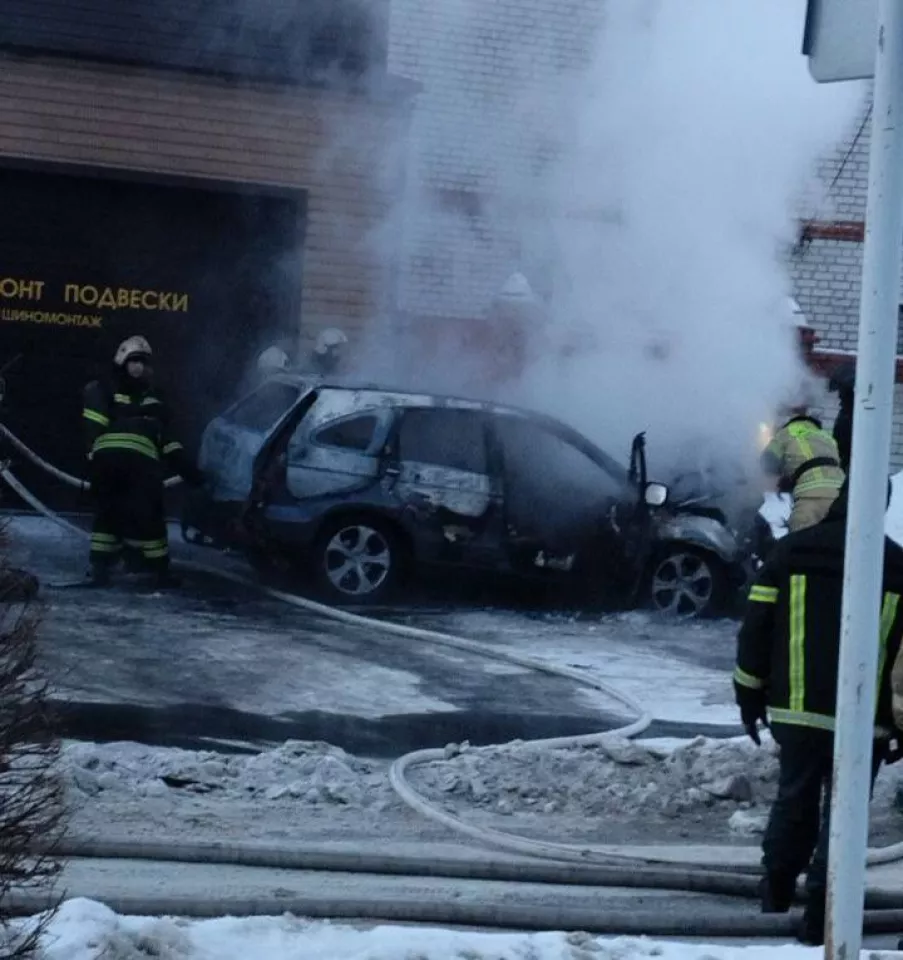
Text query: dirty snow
59 739 439 851
410 735 903 845
57 737 903 850
11 898 866 960
62 740 396 810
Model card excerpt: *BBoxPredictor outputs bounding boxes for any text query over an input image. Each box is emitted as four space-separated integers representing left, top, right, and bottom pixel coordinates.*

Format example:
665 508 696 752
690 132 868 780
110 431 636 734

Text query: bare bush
0 526 63 959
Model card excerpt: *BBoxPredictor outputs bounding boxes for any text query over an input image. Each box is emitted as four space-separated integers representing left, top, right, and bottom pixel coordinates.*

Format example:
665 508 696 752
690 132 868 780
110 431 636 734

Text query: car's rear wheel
313 516 402 605
648 546 725 619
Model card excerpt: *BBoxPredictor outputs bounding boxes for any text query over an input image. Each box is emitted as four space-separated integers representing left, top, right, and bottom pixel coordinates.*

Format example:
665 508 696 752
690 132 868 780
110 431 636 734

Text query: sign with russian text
0 276 190 330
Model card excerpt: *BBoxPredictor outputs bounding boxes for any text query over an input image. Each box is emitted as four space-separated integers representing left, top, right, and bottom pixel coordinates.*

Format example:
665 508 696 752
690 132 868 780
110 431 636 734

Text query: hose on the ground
6 889 903 935
47 837 903 910
172 553 903 873
0 422 181 490
1 466 88 539
4 452 903 875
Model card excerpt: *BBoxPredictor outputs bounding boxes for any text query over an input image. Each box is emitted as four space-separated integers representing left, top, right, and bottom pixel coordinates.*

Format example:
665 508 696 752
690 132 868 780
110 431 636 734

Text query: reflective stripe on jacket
82 379 184 469
761 416 844 497
736 503 903 737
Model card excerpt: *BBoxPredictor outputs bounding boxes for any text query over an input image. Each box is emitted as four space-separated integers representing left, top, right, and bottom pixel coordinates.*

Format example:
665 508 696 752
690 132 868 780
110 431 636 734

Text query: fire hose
3 422 903 936
0 422 181 490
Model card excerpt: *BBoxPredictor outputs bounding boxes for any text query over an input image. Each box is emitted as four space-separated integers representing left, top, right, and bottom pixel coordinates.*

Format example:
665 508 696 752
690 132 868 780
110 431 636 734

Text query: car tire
312 515 404 605
647 545 726 619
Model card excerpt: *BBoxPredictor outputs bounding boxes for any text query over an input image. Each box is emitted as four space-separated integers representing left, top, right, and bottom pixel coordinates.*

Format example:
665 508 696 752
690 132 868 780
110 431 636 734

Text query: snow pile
61 740 394 809
414 737 779 827
414 736 903 838
12 898 863 960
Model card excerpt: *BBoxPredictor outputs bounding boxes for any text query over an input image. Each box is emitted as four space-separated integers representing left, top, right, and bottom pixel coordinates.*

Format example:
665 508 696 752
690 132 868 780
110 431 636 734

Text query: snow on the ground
414 736 778 829
62 740 396 809
411 734 903 843
58 737 903 850
8 898 853 960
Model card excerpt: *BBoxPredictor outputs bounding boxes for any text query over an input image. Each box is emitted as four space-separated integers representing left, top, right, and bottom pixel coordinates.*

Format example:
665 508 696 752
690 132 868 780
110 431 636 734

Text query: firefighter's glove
734 681 768 747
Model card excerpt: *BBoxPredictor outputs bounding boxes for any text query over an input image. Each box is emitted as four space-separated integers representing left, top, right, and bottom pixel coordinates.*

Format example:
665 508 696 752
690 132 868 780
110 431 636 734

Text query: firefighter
760 402 844 532
82 336 203 587
735 481 903 945
310 327 348 376
255 344 291 379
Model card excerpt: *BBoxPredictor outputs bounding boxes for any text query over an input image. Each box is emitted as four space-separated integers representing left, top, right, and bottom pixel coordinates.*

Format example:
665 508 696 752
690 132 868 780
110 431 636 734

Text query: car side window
227 383 300 432
312 415 380 453
496 416 621 501
398 408 487 474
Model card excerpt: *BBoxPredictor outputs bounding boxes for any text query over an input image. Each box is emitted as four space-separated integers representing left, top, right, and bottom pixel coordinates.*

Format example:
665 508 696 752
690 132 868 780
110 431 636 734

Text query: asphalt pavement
4 516 626 753
5 514 741 755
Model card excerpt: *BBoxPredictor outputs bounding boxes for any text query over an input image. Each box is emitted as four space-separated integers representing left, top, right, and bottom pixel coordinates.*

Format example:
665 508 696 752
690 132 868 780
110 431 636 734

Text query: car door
493 413 631 582
391 406 504 565
285 397 393 500
199 380 306 501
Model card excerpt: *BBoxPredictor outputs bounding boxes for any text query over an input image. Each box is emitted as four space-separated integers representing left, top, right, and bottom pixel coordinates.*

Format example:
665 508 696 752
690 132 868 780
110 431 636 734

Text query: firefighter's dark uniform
83 378 187 577
833 388 853 474
761 415 844 532
735 493 903 943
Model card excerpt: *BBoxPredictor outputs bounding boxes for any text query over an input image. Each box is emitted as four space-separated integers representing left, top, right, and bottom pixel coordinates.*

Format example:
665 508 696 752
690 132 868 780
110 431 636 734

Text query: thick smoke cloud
511 0 864 471
362 0 864 477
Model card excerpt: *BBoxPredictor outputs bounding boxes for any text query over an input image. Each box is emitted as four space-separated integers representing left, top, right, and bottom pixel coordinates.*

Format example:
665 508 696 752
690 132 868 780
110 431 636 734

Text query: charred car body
183 376 746 615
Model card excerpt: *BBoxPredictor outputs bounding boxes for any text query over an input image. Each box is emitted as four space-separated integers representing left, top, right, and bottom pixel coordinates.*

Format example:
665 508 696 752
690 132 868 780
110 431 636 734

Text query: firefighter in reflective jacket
734 484 903 945
760 407 844 533
82 336 202 587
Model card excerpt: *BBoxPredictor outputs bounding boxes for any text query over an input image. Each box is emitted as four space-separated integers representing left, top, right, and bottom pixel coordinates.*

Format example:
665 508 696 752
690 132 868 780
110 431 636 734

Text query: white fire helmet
786 296 810 328
256 345 290 374
314 327 349 356
114 336 152 367
497 272 536 303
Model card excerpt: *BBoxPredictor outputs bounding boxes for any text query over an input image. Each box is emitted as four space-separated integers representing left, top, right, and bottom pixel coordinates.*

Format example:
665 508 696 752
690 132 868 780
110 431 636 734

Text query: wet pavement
6 515 742 755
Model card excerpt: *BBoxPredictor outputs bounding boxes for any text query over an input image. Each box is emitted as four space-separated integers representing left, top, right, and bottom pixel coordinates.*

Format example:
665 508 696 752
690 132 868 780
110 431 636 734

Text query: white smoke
365 0 864 476
508 0 864 469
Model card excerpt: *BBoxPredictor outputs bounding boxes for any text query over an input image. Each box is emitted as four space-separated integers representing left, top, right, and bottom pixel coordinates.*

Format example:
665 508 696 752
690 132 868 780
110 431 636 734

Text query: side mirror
644 482 668 508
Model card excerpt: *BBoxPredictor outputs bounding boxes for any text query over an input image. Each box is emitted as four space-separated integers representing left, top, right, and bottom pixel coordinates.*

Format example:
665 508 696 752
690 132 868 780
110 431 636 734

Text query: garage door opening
0 162 306 510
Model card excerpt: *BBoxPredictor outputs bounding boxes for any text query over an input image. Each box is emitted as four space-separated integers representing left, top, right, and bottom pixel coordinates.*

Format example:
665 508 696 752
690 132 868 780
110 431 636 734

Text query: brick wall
387 0 603 320
790 99 903 470
791 239 863 351
0 53 409 351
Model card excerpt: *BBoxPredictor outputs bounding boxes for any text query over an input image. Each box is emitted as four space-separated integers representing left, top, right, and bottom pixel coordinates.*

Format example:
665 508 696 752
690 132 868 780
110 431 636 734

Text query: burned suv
183 376 743 615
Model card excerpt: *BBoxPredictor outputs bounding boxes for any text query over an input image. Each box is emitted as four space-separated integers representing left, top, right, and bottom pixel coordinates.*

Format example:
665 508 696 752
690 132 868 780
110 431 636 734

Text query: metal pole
827 2 903 957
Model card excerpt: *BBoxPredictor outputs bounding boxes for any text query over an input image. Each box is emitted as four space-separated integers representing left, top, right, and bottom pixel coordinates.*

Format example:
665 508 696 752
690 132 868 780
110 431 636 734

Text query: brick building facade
384 0 603 371
791 98 903 468
0 0 414 482
1 0 890 474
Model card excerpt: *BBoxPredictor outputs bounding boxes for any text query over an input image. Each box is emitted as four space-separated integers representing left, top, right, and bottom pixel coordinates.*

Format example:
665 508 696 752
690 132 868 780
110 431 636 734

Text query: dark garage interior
0 162 306 508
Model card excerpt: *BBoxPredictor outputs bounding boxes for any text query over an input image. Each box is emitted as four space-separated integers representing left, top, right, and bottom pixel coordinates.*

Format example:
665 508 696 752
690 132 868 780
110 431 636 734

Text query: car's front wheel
313 516 402 605
648 546 725 618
